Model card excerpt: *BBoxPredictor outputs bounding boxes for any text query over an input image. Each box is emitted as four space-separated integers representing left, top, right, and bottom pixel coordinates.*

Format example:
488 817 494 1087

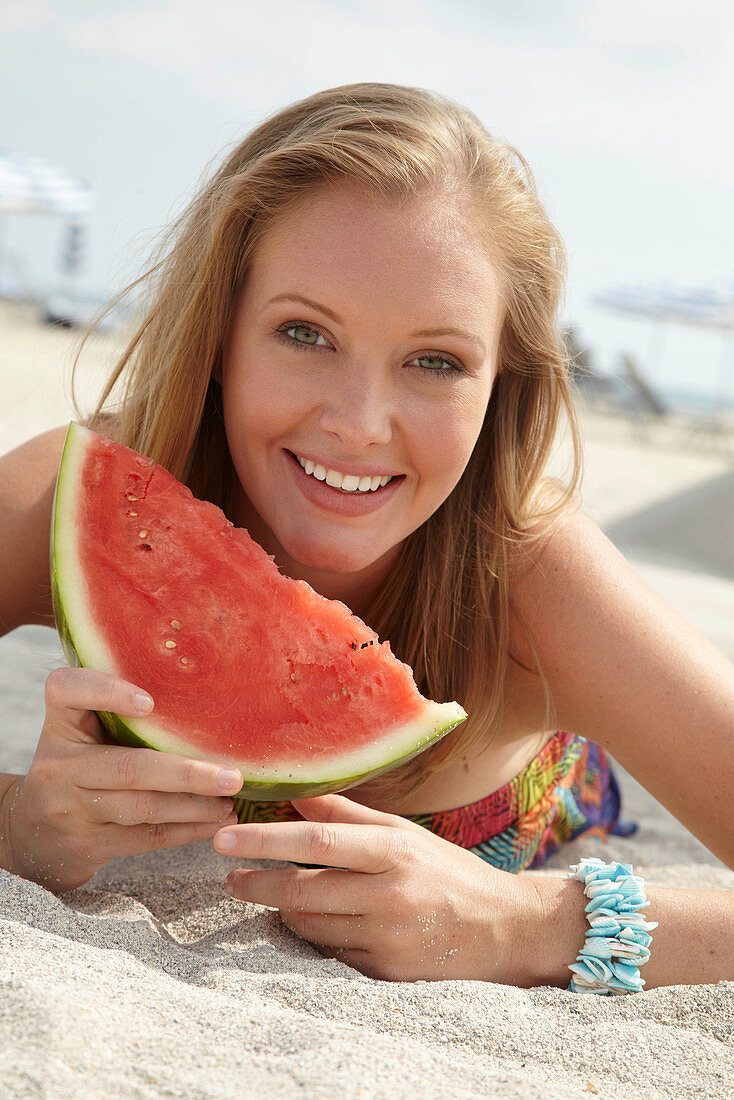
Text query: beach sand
1 305 733 1099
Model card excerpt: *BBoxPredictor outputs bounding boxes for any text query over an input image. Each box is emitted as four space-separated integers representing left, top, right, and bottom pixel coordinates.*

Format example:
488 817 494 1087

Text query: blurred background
1 0 733 630
2 0 734 410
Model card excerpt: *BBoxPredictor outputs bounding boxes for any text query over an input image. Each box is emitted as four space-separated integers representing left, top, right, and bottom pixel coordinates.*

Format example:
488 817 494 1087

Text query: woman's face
221 182 504 605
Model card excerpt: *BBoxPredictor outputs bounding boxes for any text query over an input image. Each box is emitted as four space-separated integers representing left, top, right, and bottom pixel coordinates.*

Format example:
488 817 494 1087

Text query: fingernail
218 767 241 790
134 691 154 712
215 831 236 852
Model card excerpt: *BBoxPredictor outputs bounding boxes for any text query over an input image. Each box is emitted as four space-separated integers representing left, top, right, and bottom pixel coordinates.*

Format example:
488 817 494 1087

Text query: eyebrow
264 293 488 357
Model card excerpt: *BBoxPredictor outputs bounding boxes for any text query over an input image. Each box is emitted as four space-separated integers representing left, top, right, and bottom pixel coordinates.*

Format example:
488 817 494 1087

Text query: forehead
247 183 504 322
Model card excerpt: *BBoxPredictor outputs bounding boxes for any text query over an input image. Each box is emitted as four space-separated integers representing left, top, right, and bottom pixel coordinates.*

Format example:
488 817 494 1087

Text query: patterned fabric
233 731 637 874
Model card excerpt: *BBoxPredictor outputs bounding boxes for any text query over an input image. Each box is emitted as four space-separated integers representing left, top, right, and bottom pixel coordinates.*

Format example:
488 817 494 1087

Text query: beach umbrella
595 280 734 331
0 151 94 218
0 151 95 291
594 279 734 413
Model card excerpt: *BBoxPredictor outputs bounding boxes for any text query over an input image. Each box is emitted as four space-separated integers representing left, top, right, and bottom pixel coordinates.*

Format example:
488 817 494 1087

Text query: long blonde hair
76 82 582 800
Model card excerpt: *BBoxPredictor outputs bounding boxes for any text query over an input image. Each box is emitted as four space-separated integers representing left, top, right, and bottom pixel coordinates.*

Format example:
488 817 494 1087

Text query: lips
285 450 405 515
287 451 403 492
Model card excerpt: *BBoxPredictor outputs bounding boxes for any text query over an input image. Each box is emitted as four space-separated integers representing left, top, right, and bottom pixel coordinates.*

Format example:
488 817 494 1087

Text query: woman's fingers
291 792 428 836
224 866 375 959
76 745 243 797
280 909 368 951
43 666 155 738
224 865 370 916
81 787 236 826
93 813 239 862
214 819 413 874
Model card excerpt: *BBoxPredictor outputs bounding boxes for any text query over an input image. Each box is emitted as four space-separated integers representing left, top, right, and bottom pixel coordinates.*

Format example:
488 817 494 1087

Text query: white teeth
296 454 395 492
325 469 344 489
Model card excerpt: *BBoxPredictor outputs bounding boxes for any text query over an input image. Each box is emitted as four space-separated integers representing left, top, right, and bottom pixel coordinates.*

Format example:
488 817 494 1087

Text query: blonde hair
77 82 582 801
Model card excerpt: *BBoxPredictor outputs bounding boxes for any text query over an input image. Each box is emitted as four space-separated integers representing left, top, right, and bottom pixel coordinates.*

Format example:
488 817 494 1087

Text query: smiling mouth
289 452 401 493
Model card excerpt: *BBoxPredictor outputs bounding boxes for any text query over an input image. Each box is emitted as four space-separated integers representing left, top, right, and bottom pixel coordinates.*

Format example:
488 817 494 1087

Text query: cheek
426 389 490 477
222 360 296 452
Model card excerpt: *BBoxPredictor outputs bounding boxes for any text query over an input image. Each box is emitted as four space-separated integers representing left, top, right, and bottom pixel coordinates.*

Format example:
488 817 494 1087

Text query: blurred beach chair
567 332 734 456
565 328 621 405
615 355 734 455
565 331 661 437
618 352 668 445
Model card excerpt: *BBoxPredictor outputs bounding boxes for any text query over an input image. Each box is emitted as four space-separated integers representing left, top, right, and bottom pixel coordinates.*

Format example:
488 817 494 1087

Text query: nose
317 363 394 450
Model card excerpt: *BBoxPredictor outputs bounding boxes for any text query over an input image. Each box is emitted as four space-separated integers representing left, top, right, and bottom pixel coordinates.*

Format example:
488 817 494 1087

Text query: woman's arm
0 427 68 868
212 793 734 987
507 505 734 868
0 425 69 635
527 876 734 989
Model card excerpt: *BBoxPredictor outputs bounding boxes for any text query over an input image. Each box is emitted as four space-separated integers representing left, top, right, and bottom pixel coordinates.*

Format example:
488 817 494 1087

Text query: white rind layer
53 423 467 786
119 698 466 782
53 423 122 679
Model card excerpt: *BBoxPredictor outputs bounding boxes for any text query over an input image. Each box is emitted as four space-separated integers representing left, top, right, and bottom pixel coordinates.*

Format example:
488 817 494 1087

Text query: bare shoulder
508 503 613 655
508 500 729 687
509 502 633 639
501 504 626 733
0 425 71 635
508 500 734 866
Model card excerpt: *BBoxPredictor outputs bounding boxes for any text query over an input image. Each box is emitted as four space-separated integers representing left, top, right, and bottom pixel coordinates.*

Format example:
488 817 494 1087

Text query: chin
281 529 387 577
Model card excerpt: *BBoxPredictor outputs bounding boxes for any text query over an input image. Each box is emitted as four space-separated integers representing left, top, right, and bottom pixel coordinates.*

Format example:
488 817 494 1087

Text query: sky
2 0 734 406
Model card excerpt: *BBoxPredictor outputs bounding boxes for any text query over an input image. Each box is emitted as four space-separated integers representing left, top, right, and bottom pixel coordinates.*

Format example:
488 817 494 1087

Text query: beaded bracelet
567 857 658 995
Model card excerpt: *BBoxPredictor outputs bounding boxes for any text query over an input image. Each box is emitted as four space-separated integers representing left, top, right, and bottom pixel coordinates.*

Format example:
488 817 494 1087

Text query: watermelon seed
180 657 189 665
341 686 347 696
171 620 181 630
138 530 148 539
290 672 300 682
140 544 152 551
165 640 177 649
127 494 138 501
350 642 357 650
126 511 138 517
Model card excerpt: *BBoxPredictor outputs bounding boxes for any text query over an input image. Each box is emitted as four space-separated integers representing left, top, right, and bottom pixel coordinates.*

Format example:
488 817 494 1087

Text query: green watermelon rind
50 422 467 801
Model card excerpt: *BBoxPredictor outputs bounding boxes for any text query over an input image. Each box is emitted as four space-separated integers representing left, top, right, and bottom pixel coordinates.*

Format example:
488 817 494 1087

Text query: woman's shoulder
510 492 595 593
507 499 642 666
500 501 609 730
507 495 733 736
506 491 653 694
0 425 71 634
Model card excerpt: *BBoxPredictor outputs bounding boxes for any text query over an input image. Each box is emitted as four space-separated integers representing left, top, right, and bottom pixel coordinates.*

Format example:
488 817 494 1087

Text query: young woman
1 83 732 992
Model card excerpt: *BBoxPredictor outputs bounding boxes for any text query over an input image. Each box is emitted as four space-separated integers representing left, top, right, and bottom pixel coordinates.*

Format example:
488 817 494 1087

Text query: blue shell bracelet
567 857 658 995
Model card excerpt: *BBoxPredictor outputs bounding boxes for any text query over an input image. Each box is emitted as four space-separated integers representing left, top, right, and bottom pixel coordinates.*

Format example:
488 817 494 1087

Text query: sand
1 304 733 1099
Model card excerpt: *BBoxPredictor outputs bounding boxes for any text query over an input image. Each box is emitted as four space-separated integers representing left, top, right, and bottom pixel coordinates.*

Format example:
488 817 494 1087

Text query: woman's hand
1 666 240 892
213 793 541 983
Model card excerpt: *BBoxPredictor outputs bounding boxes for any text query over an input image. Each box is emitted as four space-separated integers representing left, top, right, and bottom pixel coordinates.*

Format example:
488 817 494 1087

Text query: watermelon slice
50 423 466 800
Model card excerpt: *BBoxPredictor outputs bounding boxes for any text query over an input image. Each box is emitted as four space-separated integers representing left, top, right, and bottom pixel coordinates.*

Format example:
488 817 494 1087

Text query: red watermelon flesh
51 423 467 800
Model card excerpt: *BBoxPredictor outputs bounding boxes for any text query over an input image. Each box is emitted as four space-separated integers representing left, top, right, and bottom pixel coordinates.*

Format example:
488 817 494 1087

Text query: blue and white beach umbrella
0 151 94 218
594 279 734 412
595 281 734 331
0 151 95 283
